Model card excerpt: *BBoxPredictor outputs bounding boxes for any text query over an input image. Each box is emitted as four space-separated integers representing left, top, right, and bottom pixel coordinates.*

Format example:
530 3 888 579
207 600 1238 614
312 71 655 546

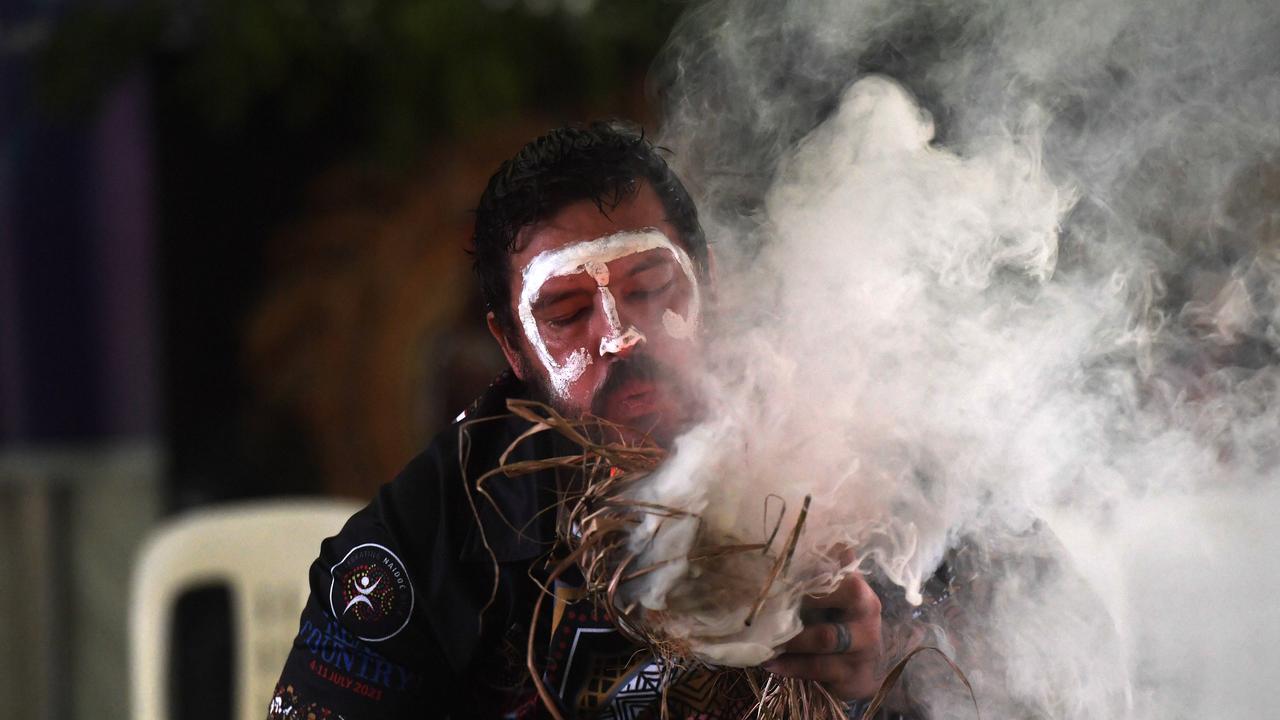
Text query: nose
593 286 646 357
600 327 645 357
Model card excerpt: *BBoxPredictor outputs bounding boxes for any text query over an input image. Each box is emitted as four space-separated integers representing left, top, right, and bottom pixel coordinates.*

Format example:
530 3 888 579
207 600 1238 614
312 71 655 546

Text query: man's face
488 182 704 444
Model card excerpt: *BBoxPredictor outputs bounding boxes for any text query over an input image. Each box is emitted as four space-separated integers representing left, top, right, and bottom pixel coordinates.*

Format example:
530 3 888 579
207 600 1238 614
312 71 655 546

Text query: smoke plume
625 0 1280 716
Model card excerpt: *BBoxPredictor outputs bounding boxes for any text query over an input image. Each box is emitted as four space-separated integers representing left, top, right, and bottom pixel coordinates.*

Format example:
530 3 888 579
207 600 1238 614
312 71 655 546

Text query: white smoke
622 0 1280 716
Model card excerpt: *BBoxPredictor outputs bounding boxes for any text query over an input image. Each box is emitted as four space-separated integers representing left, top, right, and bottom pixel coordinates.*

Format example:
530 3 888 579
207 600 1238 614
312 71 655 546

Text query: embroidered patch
328 543 414 642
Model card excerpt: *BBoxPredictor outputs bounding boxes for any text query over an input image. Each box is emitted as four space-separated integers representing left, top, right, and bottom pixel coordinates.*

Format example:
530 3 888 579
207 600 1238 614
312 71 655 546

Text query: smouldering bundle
468 399 853 720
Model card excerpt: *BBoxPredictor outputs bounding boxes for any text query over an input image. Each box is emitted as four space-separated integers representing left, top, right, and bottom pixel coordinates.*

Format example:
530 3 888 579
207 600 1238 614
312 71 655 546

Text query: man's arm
266 446 483 719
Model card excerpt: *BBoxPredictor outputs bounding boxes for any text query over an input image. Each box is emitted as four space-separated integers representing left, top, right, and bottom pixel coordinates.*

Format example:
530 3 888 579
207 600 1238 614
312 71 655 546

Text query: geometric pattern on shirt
545 585 755 720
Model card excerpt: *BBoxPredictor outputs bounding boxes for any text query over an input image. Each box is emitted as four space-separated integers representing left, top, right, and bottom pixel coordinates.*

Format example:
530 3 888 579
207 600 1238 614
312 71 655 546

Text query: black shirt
267 372 944 719
267 373 772 719
268 371 570 719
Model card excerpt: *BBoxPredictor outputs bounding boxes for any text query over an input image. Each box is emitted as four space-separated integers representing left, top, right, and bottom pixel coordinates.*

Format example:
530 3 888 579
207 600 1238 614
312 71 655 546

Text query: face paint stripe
662 308 696 340
598 286 624 335
517 228 701 399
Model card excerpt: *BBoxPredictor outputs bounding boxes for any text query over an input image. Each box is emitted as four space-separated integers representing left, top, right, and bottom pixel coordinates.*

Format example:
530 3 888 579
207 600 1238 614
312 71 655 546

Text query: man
267 123 887 719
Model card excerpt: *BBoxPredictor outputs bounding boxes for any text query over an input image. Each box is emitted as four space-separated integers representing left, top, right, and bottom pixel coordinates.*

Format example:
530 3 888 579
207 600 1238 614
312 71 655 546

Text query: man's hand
763 572 884 700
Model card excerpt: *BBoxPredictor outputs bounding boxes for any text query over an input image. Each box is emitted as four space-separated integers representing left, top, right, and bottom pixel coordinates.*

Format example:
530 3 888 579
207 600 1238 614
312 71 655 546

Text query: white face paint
517 228 701 399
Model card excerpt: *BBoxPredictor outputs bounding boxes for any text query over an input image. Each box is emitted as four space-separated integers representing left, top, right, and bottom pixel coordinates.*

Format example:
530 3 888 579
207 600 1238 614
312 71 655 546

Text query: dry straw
461 399 977 720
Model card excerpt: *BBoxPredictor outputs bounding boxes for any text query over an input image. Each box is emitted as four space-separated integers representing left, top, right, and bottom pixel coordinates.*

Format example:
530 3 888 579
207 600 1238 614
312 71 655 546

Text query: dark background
0 3 684 717
2 0 683 504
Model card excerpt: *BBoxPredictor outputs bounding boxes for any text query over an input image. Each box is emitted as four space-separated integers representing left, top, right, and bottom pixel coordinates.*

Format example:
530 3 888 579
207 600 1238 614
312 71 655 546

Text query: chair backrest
129 498 361 720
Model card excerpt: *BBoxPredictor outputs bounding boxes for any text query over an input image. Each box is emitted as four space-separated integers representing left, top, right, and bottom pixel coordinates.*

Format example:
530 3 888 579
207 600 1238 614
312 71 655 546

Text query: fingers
772 571 886 700
763 653 879 699
783 616 880 654
784 622 851 654
764 653 843 683
802 571 882 621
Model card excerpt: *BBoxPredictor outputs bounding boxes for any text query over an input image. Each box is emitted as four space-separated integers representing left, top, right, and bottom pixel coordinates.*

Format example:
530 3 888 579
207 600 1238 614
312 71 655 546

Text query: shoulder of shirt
374 369 530 497
391 369 529 480
380 369 555 562
452 368 528 424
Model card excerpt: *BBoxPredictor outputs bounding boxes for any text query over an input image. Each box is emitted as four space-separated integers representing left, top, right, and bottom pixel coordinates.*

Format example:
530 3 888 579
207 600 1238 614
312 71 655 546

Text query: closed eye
626 278 675 302
545 307 589 328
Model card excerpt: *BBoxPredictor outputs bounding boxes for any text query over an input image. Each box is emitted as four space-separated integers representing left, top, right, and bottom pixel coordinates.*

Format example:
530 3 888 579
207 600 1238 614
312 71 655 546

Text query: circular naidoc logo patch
328 543 414 642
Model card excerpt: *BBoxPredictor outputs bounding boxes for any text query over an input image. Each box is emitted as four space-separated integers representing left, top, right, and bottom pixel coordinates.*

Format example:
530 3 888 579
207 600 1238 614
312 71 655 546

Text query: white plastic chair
129 498 362 720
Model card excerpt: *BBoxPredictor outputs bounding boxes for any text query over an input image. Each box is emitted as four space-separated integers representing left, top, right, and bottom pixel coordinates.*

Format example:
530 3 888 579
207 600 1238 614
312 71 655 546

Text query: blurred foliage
37 0 683 164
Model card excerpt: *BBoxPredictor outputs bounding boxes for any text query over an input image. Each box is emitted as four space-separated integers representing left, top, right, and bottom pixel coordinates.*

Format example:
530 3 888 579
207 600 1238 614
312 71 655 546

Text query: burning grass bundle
462 398 862 719
460 399 978 719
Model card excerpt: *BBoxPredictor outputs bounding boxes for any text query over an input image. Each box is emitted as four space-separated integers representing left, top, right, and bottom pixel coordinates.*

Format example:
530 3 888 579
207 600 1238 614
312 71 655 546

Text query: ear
487 311 528 381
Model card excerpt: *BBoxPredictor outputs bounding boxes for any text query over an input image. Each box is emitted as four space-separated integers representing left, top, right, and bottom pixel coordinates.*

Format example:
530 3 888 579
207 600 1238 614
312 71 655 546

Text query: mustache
590 354 678 416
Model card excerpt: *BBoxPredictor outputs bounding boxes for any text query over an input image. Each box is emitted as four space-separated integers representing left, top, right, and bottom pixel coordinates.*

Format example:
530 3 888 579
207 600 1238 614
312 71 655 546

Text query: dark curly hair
472 121 707 337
